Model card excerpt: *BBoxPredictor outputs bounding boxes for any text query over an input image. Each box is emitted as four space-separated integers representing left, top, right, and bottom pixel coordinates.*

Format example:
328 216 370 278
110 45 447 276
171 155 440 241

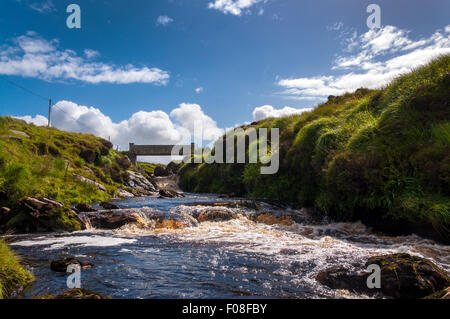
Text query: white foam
11 235 137 250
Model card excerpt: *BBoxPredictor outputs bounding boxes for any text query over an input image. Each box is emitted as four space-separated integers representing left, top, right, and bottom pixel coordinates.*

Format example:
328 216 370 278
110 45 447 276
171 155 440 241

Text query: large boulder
83 211 138 229
316 253 450 299
50 257 94 272
366 253 450 299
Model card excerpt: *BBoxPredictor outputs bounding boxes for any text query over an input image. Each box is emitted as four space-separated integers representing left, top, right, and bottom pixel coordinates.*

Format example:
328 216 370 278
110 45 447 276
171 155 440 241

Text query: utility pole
48 98 52 127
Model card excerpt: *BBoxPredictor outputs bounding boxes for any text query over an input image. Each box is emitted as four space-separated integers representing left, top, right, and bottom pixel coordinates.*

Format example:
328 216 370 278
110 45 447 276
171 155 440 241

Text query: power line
0 74 96 134
0 74 49 101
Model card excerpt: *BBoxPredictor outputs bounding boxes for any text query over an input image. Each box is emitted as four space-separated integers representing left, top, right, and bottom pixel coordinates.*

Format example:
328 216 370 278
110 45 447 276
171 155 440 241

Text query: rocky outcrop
316 253 450 299
50 257 94 272
18 197 85 232
73 174 106 192
116 188 135 198
125 170 157 195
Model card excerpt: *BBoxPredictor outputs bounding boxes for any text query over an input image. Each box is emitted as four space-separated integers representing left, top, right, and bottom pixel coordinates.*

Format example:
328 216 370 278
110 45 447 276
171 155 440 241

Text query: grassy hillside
0 116 139 231
0 239 34 299
179 56 450 243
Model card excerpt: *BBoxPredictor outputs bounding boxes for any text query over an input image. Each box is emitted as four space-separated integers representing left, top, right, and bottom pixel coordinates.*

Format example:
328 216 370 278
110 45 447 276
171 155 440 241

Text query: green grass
0 239 34 299
179 56 450 242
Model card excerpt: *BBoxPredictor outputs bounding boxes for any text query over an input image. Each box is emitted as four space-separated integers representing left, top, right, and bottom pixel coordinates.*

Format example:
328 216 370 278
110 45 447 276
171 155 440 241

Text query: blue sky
0 0 449 154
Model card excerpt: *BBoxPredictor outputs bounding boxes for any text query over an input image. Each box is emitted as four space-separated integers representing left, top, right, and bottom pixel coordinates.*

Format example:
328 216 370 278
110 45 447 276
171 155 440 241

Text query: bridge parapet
128 143 195 164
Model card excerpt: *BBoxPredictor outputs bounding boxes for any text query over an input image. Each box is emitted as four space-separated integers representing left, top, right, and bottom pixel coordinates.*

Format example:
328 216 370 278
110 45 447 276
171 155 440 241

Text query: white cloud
156 15 174 27
28 0 56 14
195 87 204 94
15 114 48 126
277 25 450 101
170 103 224 140
84 49 100 59
0 32 169 85
252 105 313 121
208 0 264 16
15 101 223 152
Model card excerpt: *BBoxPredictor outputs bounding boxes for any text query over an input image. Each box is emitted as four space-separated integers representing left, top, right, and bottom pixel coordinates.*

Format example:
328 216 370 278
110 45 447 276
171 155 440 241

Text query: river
8 194 450 299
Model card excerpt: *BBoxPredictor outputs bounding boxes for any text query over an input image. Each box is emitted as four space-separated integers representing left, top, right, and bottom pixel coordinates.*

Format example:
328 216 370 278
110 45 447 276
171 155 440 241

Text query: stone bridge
127 143 195 164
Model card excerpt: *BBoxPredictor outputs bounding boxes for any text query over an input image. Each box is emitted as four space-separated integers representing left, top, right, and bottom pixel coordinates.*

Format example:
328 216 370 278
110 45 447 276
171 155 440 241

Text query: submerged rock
197 210 236 223
50 257 94 272
53 289 109 299
250 213 294 226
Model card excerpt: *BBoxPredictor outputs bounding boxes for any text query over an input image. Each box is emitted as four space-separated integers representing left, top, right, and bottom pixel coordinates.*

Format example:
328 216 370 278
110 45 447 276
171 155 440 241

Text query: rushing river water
8 194 450 299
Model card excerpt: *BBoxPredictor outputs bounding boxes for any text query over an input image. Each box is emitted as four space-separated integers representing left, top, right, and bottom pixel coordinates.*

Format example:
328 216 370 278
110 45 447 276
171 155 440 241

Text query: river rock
366 253 450 299
197 210 236 223
50 257 94 272
54 289 109 299
317 253 450 299
85 211 138 229
80 207 194 230
316 266 368 292
74 203 98 213
99 202 121 210
159 189 184 198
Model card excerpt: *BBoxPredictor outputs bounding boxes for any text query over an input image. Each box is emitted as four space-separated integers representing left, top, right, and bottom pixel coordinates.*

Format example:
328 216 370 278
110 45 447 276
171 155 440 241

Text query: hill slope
179 56 450 243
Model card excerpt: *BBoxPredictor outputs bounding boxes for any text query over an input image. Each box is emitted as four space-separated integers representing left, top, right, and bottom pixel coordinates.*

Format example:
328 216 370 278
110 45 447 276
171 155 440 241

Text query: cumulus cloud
277 25 450 101
170 103 224 140
14 101 223 152
0 32 169 85
208 0 265 16
156 15 174 27
253 105 313 121
15 114 48 126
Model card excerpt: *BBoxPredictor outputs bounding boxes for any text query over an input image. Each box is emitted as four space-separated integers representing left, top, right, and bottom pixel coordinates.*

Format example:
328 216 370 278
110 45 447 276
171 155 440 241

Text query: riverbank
179 56 450 244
